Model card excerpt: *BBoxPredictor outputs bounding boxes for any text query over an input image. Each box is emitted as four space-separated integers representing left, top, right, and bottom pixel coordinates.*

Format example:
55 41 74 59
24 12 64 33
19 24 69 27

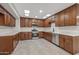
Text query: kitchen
0 3 79 55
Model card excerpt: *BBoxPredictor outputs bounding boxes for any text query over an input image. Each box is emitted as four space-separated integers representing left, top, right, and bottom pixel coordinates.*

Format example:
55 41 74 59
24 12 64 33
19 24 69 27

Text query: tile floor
12 38 79 55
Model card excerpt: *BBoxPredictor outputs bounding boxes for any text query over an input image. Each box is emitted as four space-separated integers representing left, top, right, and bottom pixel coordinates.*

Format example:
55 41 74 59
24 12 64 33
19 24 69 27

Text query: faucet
53 27 55 32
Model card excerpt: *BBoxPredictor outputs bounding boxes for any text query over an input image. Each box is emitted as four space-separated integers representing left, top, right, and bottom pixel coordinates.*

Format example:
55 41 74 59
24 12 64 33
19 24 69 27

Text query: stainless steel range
32 29 38 37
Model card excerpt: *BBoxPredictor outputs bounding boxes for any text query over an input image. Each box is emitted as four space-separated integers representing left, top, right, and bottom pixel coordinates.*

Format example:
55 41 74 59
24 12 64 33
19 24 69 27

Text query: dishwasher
52 34 59 46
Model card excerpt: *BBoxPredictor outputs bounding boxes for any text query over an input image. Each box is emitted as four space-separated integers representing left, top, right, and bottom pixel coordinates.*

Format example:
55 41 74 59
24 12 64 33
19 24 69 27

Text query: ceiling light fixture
43 16 46 19
24 10 30 14
43 14 51 19
46 14 51 17
39 10 43 13
25 13 29 16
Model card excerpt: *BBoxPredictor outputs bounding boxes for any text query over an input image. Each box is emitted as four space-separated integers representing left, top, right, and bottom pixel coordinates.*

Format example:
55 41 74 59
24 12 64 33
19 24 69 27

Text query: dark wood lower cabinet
39 32 44 38
0 33 19 55
59 35 79 54
19 32 32 40
42 32 52 42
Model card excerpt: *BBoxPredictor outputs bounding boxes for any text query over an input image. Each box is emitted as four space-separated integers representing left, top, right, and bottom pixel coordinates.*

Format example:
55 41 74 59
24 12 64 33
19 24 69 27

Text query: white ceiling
12 3 74 19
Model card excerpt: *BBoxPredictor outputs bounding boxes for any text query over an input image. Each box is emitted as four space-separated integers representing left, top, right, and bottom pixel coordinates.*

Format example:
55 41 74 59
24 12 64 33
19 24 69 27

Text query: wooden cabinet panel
24 32 29 39
0 34 19 54
4 13 15 27
20 17 32 27
9 17 15 26
19 32 32 40
38 20 44 27
4 13 10 26
20 17 26 27
64 5 76 26
64 36 73 53
55 4 77 26
28 32 32 39
44 19 51 27
59 35 65 48
39 32 44 38
59 35 73 53
0 5 15 27
0 36 13 54
25 19 29 27
59 34 79 54
76 4 79 25
20 32 26 40
55 11 65 27
43 32 52 42
28 20 32 27
0 13 5 25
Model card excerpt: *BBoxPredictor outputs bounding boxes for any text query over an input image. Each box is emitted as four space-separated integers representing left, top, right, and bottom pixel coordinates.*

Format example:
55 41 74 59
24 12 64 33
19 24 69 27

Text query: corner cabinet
43 32 52 42
59 34 79 54
0 33 19 55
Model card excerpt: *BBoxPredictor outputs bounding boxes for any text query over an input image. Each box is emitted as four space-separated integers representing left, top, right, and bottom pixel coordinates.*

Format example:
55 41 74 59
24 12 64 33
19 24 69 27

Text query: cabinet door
25 19 29 27
44 19 50 27
28 20 32 27
55 11 65 27
47 32 52 42
59 35 65 48
4 13 10 26
20 32 26 40
10 17 15 26
64 5 76 26
24 32 29 40
20 32 31 40
0 13 5 25
38 20 44 27
39 32 44 38
0 36 13 54
59 35 73 54
76 4 79 25
64 36 73 53
43 32 52 42
20 18 25 27
28 32 32 39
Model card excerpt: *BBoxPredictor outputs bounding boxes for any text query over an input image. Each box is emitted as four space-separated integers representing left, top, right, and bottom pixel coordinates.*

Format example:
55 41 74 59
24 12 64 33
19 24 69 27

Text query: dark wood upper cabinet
0 13 5 26
0 5 16 27
55 4 77 27
4 13 10 26
9 16 15 26
20 17 32 27
55 11 65 27
44 19 51 27
64 5 76 26
76 4 79 25
28 20 32 27
20 17 25 27
38 20 44 27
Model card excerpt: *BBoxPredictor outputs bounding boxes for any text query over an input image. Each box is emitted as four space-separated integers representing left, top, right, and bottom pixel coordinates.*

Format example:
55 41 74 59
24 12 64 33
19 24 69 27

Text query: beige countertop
52 26 79 36
1 26 79 36
0 27 51 36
